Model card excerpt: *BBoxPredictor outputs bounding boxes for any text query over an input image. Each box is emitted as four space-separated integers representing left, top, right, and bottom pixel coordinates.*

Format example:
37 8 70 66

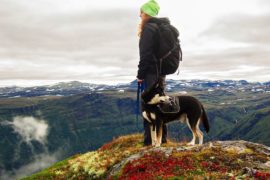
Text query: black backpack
153 22 182 75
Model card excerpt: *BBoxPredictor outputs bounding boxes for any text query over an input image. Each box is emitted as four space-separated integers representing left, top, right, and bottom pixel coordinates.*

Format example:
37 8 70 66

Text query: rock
109 140 270 178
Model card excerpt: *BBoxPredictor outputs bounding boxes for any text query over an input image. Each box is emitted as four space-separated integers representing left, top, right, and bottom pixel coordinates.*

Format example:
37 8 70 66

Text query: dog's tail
201 104 210 133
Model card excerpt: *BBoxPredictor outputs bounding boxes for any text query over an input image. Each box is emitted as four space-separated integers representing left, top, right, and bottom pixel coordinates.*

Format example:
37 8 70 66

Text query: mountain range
0 79 269 98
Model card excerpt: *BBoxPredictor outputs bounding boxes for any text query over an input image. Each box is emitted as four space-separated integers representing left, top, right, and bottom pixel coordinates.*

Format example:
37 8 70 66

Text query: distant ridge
0 79 269 98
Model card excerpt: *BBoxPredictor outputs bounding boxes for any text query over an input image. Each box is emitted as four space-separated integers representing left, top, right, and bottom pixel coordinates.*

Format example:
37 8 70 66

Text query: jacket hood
147 17 170 25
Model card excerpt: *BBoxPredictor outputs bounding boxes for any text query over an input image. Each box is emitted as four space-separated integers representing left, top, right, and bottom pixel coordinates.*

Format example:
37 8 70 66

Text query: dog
141 81 210 147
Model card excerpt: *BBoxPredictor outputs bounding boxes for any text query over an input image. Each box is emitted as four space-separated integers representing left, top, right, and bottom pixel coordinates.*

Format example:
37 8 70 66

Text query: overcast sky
0 0 269 87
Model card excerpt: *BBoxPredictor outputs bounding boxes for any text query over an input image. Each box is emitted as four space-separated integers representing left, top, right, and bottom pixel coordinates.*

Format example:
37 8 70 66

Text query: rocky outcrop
109 140 270 179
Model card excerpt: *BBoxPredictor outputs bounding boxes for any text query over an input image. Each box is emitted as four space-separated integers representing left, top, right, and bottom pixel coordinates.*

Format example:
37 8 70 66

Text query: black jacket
137 17 171 80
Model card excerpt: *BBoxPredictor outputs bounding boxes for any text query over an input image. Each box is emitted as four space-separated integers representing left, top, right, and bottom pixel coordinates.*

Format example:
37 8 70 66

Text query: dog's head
141 81 171 105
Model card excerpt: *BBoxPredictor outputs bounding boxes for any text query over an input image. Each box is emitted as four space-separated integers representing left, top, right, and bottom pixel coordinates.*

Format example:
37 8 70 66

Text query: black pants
142 73 167 146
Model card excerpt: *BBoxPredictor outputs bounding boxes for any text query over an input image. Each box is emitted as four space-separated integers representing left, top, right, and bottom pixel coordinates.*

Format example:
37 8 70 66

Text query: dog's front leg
149 124 157 146
156 123 163 147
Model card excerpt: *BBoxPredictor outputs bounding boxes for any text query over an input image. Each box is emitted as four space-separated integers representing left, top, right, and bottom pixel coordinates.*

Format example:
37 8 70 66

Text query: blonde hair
137 22 143 37
137 13 151 37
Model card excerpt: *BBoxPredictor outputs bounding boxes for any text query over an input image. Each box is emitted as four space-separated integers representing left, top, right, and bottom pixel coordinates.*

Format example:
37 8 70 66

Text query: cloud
1 151 60 180
260 0 270 7
0 0 269 85
179 45 270 82
177 11 270 82
2 116 49 144
0 1 139 82
14 116 48 144
201 13 270 45
0 115 62 180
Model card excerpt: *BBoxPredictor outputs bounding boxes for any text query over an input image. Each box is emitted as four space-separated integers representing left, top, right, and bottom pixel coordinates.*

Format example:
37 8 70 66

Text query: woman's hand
137 78 144 83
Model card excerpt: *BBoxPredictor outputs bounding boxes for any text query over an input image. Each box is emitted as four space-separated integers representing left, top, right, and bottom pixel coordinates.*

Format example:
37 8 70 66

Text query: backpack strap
146 22 162 78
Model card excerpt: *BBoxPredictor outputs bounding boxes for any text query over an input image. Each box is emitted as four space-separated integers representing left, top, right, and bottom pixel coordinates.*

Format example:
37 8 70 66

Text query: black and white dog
141 81 210 147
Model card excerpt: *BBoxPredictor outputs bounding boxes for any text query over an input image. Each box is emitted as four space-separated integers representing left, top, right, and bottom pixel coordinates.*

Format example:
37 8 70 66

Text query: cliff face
23 134 270 180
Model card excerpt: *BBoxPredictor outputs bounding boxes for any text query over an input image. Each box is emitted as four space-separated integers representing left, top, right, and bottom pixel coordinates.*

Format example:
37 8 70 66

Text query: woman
137 0 168 146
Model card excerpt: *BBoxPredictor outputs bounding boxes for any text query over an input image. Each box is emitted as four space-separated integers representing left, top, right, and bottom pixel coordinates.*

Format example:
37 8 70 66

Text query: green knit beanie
141 0 160 17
